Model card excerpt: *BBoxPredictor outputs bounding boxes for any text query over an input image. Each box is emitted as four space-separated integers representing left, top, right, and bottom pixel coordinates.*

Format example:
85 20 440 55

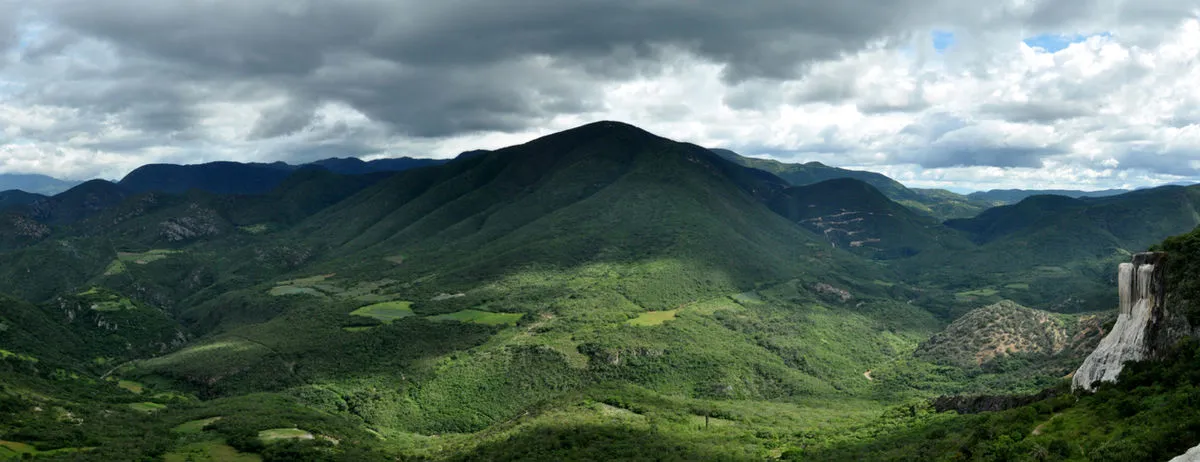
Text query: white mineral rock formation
1072 253 1164 391
1170 444 1200 462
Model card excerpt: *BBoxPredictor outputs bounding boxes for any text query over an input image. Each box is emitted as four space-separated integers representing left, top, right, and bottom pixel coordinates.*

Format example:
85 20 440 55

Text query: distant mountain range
967 188 1131 204
0 173 82 195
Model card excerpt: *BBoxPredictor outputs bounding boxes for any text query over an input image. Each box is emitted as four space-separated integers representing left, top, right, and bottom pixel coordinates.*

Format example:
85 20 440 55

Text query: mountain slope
711 148 989 220
767 178 973 259
0 190 45 210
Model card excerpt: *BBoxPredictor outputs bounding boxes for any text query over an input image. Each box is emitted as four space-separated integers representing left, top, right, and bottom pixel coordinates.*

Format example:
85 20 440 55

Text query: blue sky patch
931 30 955 52
1023 32 1110 53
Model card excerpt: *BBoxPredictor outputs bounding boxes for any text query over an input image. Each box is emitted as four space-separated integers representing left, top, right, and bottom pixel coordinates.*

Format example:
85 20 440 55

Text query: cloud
0 0 1196 192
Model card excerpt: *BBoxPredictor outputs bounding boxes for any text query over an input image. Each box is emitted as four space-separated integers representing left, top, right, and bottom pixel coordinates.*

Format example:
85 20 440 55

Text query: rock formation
1072 252 1177 391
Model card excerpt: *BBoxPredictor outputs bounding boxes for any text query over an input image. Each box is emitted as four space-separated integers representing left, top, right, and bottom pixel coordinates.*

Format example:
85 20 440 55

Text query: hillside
905 187 1200 314
0 191 44 210
711 148 990 220
914 300 1107 368
806 226 1200 462
767 178 972 259
968 188 1130 204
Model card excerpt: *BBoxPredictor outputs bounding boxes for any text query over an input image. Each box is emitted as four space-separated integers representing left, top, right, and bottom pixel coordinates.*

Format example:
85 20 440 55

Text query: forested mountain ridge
2 121 1199 460
711 148 993 220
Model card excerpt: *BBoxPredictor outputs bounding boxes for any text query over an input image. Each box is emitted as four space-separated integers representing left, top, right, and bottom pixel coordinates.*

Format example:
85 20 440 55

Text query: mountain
22 179 131 225
894 186 1200 314
711 148 990 220
767 178 972 259
306 156 448 175
117 157 446 196
967 188 1130 204
0 173 81 195
118 161 296 195
0 190 45 209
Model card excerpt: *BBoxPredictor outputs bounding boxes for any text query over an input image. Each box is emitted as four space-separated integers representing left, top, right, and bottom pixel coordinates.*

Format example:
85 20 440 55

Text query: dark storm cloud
27 0 976 140
917 145 1056 168
248 98 319 140
981 102 1093 123
0 2 20 54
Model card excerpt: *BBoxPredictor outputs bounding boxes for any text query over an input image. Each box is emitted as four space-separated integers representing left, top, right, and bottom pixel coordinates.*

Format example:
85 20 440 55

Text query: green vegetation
173 417 224 434
129 402 167 412
626 310 678 326
7 121 1200 460
430 309 524 326
103 249 182 276
239 224 271 235
349 301 414 323
164 440 261 462
711 149 991 220
258 428 314 442
117 379 145 394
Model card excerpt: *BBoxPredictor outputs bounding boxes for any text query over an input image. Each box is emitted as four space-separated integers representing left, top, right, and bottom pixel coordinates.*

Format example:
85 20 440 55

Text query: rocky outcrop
1072 252 1189 391
1170 444 1200 461
916 300 1106 368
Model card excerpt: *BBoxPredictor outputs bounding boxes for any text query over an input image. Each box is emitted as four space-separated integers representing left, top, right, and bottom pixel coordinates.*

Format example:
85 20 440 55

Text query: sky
1 1 1199 192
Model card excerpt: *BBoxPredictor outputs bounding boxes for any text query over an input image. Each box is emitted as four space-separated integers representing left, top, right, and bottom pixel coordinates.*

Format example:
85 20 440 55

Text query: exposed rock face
1072 252 1183 391
1170 444 1200 462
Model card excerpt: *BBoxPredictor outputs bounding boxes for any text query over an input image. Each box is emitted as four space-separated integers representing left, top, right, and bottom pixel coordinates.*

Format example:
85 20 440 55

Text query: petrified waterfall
1072 252 1167 391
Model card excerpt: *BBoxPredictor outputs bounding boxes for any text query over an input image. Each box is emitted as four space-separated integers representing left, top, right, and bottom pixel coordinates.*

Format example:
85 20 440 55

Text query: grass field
172 417 223 434
627 310 679 326
259 428 314 442
129 402 167 413
349 301 414 323
238 224 270 234
268 286 324 297
430 309 524 326
117 379 144 394
955 288 999 299
104 249 182 276
0 441 91 458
